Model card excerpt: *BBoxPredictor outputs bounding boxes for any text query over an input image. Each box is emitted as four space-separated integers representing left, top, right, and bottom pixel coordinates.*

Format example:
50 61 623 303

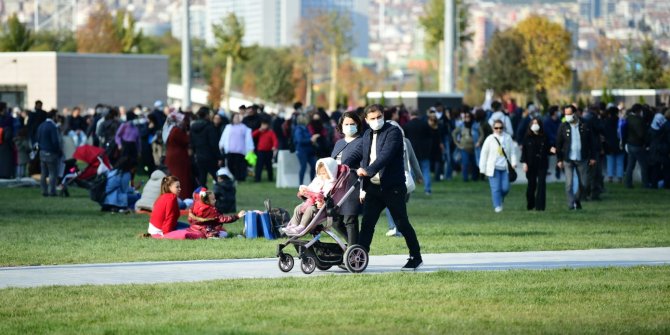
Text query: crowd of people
0 96 669 268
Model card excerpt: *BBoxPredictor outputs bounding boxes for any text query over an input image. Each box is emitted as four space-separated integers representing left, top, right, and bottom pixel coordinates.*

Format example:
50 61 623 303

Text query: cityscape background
1 0 669 109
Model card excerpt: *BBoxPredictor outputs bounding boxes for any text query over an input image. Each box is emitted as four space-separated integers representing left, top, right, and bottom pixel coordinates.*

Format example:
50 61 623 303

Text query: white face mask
565 114 575 123
435 112 443 119
531 124 540 133
368 118 384 131
343 125 357 137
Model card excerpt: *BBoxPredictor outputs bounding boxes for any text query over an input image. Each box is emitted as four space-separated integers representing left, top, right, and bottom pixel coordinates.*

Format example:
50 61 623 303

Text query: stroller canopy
72 145 111 180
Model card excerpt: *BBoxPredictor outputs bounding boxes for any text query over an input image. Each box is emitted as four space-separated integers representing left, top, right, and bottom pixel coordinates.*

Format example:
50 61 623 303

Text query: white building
0 52 168 110
172 4 208 41
205 0 368 57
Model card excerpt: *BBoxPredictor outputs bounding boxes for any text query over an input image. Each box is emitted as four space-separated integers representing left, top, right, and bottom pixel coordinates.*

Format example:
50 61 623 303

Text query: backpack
89 173 109 204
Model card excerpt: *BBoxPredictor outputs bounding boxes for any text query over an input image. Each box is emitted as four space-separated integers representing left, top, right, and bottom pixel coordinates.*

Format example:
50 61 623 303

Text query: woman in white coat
478 119 518 213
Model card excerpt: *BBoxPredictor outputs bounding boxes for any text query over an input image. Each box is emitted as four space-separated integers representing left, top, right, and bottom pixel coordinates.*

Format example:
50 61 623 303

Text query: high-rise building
172 4 207 40
471 13 495 62
205 0 368 57
579 0 601 23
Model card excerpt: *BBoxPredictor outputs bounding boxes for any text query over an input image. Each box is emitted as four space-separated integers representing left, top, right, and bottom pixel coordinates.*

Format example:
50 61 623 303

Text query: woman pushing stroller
283 157 338 235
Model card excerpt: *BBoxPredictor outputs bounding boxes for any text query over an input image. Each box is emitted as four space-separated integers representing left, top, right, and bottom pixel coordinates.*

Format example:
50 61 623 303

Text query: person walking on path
555 105 598 210
331 111 364 245
479 119 517 213
520 117 550 211
345 104 423 271
36 110 63 196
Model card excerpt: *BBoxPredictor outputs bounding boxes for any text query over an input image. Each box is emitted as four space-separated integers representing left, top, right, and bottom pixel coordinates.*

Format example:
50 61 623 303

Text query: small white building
0 52 168 110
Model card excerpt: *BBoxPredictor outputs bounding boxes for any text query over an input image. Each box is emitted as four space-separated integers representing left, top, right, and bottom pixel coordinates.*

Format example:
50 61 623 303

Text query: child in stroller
276 158 369 274
283 158 338 235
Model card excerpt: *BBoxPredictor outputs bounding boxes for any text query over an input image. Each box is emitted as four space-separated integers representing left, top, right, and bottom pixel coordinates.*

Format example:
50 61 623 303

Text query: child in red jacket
188 188 246 238
251 120 278 182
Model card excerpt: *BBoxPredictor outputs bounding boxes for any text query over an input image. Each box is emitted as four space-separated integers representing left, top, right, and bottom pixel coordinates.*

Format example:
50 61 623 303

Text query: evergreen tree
0 13 34 51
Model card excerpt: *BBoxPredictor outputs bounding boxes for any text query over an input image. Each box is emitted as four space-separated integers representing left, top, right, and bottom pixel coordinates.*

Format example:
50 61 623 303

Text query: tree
298 11 353 111
607 52 630 88
207 65 223 109
419 0 472 92
0 13 34 51
212 13 247 110
419 0 472 52
31 30 77 52
77 4 122 53
514 15 572 98
114 10 143 53
477 29 533 98
638 39 665 89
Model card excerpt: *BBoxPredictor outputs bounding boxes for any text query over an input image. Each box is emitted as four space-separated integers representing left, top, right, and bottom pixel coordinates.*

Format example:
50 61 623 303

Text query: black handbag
493 137 517 182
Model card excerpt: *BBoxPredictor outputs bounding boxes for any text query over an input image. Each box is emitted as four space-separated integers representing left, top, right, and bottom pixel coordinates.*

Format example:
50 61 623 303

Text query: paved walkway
1 247 668 289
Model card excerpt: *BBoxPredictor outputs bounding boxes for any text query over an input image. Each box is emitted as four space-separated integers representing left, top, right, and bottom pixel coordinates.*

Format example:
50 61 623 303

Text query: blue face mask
343 125 358 136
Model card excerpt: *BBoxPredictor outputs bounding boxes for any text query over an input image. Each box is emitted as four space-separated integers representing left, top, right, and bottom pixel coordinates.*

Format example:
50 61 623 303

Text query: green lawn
1 266 668 334
0 179 669 266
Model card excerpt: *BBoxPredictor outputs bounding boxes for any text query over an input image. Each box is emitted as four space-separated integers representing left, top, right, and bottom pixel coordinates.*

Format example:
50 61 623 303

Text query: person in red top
251 119 278 182
147 176 204 239
188 188 246 238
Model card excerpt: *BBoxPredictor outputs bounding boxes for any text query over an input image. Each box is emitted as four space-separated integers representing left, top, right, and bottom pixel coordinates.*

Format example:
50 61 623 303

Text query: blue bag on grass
244 212 275 240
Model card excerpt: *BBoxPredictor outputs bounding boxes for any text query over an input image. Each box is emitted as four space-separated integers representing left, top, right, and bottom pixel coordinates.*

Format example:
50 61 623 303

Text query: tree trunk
223 55 234 111
328 48 338 112
305 63 313 106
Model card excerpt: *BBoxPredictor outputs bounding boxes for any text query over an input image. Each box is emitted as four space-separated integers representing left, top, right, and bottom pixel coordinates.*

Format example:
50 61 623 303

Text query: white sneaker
385 228 397 237
494 206 503 213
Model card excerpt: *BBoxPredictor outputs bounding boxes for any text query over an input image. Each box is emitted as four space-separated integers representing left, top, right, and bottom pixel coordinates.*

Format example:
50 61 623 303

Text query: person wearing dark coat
26 100 47 145
602 106 624 183
344 104 423 271
520 117 550 211
330 111 363 245
36 110 63 196
0 102 15 178
403 110 433 194
623 104 651 188
190 107 222 188
556 105 598 210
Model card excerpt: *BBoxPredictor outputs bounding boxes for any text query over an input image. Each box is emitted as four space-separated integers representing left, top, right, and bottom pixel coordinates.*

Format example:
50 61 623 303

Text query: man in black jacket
345 104 423 270
623 104 650 188
403 110 433 194
27 100 47 145
190 107 222 187
556 105 598 210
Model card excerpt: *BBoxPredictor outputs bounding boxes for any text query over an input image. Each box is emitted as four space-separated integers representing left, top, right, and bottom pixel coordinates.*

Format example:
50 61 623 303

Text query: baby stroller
57 158 80 197
72 145 111 187
276 164 369 274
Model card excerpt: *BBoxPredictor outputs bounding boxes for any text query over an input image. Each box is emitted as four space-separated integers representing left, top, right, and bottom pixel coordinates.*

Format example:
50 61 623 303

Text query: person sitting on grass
102 156 140 213
283 157 338 235
147 176 204 239
188 188 246 238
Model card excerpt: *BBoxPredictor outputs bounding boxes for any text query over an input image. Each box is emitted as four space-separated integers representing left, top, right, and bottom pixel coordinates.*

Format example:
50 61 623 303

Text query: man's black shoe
401 256 423 271
575 201 582 210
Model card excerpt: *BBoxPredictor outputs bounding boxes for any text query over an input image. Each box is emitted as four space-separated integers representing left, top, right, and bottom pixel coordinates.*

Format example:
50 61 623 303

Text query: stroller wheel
300 256 316 274
278 253 294 272
344 244 369 273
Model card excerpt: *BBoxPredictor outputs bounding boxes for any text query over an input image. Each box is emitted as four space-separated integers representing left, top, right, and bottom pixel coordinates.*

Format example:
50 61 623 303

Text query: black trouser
254 151 274 182
358 183 421 258
334 214 359 246
525 167 547 210
586 156 604 199
227 153 247 181
196 156 218 187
